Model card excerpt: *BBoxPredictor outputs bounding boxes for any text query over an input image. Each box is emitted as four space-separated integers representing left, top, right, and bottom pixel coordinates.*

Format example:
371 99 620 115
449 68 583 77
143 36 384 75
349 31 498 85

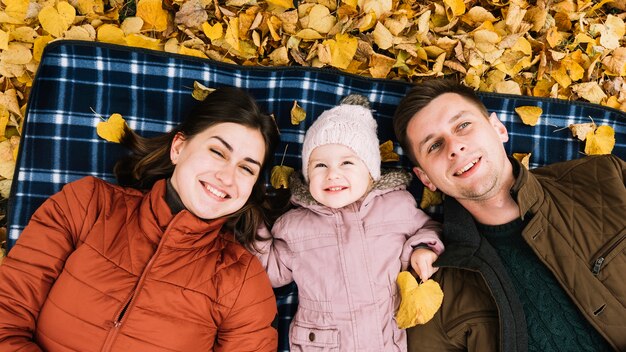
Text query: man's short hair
393 79 489 166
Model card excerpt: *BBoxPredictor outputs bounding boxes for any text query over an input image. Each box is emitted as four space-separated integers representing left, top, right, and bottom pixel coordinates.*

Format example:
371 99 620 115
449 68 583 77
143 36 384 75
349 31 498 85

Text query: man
393 79 625 351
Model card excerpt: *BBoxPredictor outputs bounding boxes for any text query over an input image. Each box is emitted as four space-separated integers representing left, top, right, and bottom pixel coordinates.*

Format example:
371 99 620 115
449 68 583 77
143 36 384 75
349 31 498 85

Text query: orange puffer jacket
0 176 277 352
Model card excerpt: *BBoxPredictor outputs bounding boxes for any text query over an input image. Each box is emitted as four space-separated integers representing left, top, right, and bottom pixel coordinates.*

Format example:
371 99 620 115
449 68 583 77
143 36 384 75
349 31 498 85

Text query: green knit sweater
479 218 611 352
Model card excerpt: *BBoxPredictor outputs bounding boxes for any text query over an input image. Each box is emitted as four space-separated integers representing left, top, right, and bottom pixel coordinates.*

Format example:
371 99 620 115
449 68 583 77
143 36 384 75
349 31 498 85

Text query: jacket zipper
591 232 626 276
99 215 182 352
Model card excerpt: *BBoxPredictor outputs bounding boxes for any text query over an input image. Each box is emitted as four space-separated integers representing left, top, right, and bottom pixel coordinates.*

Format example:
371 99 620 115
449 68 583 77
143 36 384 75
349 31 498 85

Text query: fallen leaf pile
0 0 624 233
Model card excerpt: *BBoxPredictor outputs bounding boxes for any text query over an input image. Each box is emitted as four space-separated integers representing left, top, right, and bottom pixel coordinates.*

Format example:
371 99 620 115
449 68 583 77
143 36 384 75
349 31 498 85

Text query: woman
0 87 279 351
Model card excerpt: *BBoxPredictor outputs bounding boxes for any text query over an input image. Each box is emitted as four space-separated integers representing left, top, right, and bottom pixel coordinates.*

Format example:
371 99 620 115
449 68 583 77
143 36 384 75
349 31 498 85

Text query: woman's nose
216 166 235 185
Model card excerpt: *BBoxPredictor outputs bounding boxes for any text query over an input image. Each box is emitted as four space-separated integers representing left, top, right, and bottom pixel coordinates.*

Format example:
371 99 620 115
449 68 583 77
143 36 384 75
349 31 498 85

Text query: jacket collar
510 157 544 221
288 169 412 214
138 179 227 249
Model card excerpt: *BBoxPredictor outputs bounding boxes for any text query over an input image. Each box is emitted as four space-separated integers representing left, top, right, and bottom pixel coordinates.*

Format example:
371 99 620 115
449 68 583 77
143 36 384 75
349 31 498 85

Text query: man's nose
449 141 466 159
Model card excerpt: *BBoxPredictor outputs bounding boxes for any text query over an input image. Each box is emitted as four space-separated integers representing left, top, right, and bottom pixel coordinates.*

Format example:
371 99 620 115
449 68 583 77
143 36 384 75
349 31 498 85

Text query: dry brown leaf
290 100 306 125
379 140 399 162
175 0 207 29
369 53 395 78
515 106 542 126
569 122 596 141
269 46 289 65
270 165 294 189
572 82 607 104
420 187 443 209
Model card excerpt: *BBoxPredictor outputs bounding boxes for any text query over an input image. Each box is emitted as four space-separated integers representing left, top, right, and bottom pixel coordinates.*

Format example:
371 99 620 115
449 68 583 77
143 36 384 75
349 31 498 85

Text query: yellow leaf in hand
97 113 127 143
270 165 295 189
420 187 443 209
291 101 306 125
191 81 215 101
396 272 443 329
585 125 615 155
379 140 399 162
512 152 531 169
515 106 542 126
38 2 76 38
568 122 596 141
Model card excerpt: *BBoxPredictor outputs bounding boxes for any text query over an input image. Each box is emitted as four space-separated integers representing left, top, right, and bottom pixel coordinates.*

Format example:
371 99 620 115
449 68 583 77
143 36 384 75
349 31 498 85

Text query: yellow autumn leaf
270 165 295 189
326 33 358 70
0 105 9 138
420 187 443 209
32 33 52 59
379 140 399 162
136 0 169 32
308 4 336 34
121 17 144 35
584 125 615 155
0 29 9 50
97 113 127 143
290 101 306 125
369 53 395 79
179 46 207 59
443 0 465 18
1 42 32 65
225 17 240 51
266 0 294 9
202 22 223 41
38 2 76 38
191 81 215 101
97 24 126 45
3 0 29 23
512 152 531 169
295 28 323 41
569 122 596 141
600 15 625 50
125 34 162 51
373 22 393 50
571 82 607 104
396 272 444 329
515 106 542 126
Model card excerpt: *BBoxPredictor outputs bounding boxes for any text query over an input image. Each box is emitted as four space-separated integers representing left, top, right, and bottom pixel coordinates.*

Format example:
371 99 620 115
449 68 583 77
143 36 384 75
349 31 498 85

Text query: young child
255 96 443 351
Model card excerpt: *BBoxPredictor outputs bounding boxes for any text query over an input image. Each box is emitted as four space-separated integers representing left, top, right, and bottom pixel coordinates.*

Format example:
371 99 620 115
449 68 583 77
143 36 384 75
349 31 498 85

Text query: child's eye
341 160 354 165
314 163 327 168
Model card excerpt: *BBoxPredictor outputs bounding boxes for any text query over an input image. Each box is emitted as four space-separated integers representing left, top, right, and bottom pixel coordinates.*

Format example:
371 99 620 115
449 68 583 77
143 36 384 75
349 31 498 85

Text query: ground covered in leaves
0 0 625 251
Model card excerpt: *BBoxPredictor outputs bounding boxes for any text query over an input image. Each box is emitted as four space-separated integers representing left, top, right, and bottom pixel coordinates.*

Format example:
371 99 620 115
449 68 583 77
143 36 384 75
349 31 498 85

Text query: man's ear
489 112 509 143
413 166 437 192
170 132 186 165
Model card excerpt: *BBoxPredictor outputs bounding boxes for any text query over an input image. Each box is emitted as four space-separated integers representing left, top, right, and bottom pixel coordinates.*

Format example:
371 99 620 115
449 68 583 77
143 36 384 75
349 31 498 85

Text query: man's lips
454 157 480 176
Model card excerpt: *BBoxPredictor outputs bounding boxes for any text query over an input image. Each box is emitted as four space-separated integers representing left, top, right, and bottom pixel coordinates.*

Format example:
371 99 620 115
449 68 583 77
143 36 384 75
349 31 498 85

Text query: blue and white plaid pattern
8 41 626 351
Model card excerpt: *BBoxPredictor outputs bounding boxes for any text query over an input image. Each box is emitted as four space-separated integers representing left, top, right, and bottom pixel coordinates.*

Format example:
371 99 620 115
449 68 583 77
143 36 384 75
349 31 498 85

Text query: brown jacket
0 177 278 352
408 155 626 351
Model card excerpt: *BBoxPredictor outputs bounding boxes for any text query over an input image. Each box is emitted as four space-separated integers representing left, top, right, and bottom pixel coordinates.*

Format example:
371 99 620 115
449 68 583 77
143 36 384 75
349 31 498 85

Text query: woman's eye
240 166 255 175
210 148 225 158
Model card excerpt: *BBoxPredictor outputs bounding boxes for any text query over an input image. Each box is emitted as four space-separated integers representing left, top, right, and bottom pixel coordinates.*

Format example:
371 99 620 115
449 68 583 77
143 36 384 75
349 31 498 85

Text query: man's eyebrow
212 136 262 167
417 111 466 151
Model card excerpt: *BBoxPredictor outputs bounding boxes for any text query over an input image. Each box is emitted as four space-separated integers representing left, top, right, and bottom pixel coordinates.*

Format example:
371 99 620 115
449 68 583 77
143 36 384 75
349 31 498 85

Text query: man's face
406 93 510 202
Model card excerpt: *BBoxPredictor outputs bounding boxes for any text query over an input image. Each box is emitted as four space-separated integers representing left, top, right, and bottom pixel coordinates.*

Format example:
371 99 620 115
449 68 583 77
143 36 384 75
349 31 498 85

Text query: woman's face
170 122 266 220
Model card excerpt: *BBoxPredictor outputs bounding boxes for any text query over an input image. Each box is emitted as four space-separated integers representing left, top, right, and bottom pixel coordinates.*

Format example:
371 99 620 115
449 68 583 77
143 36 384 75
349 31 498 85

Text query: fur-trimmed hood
289 169 412 209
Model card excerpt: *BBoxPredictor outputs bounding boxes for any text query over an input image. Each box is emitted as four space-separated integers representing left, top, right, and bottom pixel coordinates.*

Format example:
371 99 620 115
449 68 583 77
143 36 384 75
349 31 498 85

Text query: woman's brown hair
114 87 279 248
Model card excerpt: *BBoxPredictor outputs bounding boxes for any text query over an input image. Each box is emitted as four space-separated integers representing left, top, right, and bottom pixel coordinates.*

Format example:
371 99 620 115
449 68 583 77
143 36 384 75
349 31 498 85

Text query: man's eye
428 141 442 153
458 122 471 130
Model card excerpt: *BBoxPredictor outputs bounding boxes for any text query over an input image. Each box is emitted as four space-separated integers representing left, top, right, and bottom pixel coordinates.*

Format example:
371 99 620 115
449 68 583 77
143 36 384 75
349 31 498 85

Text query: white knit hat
302 96 381 182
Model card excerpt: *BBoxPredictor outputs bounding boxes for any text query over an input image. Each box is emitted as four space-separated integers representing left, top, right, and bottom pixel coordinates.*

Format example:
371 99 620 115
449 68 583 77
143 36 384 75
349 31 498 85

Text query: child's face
307 144 373 209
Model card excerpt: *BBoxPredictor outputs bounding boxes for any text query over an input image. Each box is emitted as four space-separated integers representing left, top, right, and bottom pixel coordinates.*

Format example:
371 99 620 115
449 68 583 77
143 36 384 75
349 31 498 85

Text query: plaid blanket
9 40 626 351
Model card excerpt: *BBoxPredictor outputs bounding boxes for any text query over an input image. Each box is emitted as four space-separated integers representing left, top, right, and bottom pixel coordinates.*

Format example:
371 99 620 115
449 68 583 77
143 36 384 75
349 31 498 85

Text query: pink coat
256 171 443 351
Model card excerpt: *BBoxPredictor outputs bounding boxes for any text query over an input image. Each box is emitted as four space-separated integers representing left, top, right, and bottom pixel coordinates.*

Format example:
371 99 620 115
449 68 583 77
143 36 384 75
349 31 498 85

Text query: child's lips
325 186 348 192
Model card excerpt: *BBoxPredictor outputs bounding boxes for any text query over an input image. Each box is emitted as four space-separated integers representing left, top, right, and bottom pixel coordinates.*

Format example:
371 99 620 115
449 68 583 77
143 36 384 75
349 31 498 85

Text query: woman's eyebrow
211 136 261 167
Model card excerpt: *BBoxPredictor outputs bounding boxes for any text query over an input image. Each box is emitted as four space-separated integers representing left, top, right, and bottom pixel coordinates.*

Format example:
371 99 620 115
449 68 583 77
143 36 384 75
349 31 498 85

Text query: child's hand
410 248 439 282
